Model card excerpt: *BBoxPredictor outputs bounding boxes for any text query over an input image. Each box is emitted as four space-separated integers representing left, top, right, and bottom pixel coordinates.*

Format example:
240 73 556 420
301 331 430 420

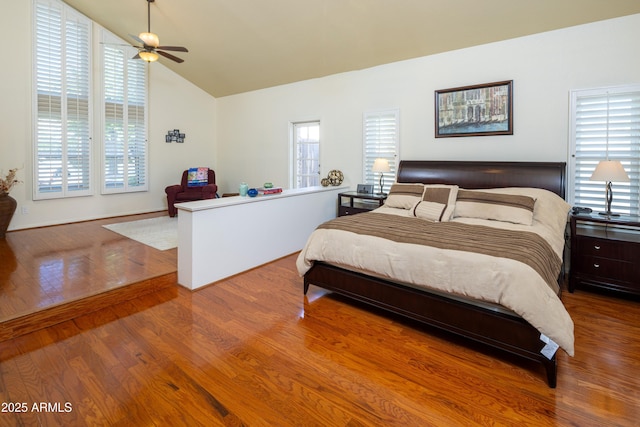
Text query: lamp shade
590 160 630 183
372 158 390 173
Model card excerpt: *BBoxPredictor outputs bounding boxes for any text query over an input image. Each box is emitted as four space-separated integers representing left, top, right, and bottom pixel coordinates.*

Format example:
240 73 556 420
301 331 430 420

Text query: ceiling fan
131 0 188 63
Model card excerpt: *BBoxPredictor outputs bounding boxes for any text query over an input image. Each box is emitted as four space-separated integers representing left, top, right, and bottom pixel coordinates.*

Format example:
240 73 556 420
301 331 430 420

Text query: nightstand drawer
574 256 639 283
576 236 636 262
339 206 372 216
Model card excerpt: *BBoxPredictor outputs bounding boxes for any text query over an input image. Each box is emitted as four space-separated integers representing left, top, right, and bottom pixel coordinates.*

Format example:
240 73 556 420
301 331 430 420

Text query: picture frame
435 80 513 138
357 184 373 194
166 129 186 143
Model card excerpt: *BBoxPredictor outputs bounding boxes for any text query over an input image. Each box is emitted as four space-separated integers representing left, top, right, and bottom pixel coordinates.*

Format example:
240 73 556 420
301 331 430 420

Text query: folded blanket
187 167 209 187
317 213 560 294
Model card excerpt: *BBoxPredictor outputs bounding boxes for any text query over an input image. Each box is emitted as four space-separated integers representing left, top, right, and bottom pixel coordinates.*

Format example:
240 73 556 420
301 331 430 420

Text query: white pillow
412 185 458 222
385 183 425 209
462 187 571 235
454 189 535 225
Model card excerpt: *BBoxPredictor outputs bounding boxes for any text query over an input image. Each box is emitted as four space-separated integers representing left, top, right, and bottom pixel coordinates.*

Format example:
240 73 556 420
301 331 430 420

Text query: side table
569 212 640 298
338 191 387 216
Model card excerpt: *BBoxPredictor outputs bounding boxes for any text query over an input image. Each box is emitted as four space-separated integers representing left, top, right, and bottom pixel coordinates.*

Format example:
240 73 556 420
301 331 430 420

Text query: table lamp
372 158 390 195
589 160 630 216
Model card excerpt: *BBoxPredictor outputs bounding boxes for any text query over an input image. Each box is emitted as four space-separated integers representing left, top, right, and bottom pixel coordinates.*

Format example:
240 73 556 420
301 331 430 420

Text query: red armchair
165 168 218 217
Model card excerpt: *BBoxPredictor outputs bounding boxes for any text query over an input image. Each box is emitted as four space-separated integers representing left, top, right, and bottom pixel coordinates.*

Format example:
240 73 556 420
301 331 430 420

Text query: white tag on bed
539 334 559 359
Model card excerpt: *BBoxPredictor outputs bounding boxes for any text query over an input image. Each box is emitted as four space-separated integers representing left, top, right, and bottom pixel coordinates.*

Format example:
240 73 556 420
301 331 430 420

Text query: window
570 86 640 215
33 0 92 199
291 121 320 188
102 31 148 193
363 110 399 194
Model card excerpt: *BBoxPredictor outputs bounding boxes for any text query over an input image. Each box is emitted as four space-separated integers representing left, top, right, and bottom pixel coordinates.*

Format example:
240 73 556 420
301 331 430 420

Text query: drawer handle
593 245 600 250
593 263 600 268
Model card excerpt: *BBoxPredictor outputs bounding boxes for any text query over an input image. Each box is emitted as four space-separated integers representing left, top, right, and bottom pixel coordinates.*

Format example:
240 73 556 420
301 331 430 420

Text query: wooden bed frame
303 160 567 387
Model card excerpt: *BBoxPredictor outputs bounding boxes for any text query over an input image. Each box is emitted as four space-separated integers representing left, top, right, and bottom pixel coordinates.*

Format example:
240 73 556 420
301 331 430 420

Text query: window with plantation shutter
102 31 148 193
363 110 399 194
33 0 92 199
569 86 640 215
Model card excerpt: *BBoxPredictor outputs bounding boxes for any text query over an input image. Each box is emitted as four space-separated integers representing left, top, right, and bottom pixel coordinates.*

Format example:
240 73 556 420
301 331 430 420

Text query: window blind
363 110 399 194
102 31 148 193
570 86 640 215
34 0 92 199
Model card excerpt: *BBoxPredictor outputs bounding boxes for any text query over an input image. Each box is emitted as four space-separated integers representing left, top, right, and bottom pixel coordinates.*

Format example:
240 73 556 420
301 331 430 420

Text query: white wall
3 4 639 229
216 14 640 195
0 0 217 231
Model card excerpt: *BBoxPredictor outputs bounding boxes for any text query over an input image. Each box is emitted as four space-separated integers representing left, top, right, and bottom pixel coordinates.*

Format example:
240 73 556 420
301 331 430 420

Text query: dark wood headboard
396 161 566 199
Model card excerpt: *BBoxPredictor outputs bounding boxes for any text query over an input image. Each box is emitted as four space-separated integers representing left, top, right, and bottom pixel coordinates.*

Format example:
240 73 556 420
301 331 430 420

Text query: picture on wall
435 80 513 138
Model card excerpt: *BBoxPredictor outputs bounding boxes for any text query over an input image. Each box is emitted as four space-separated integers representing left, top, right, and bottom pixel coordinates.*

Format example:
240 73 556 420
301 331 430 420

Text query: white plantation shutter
363 110 399 193
102 31 148 193
570 86 640 215
34 0 92 199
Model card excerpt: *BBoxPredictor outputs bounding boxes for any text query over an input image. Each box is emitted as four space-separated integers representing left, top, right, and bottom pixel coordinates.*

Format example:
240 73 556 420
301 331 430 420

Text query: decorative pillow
187 167 209 187
412 185 458 222
384 183 425 209
454 189 536 225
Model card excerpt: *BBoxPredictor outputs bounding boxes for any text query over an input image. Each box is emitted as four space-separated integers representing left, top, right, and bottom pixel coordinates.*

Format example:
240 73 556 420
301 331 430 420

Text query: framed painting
435 80 513 138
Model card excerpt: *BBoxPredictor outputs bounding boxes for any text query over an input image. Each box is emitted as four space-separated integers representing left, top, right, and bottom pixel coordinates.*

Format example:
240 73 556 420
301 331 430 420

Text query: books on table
258 187 283 195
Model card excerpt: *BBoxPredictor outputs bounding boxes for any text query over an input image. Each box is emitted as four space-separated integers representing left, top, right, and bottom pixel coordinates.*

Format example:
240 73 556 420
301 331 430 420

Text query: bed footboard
304 262 557 388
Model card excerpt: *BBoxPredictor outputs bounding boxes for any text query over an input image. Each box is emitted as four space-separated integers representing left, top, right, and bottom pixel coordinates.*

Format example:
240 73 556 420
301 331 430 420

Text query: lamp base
598 182 621 217
598 211 620 217
377 173 386 197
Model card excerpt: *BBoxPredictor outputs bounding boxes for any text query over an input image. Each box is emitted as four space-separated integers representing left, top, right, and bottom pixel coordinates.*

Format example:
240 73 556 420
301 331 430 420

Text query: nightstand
569 212 640 298
338 191 386 216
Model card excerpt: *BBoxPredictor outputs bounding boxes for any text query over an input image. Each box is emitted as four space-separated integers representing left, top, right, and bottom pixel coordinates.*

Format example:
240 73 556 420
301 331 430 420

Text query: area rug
103 216 178 250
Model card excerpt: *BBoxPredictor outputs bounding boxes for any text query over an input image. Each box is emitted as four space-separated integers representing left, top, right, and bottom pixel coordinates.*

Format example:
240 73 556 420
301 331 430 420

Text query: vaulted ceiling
62 0 640 98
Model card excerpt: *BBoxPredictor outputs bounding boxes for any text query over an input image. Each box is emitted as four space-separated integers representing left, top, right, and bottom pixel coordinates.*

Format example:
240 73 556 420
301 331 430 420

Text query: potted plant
0 168 20 238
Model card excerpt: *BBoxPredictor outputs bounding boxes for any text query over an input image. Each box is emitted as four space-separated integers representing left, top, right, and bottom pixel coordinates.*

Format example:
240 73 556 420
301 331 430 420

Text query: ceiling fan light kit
132 0 188 64
138 32 159 48
139 51 159 62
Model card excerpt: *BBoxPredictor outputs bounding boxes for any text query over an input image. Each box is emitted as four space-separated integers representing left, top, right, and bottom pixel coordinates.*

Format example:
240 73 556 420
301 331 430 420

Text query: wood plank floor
0 212 177 341
1 217 639 426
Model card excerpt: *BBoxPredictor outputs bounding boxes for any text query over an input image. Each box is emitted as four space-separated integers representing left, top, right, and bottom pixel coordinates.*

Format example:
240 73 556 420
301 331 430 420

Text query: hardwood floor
1 218 639 426
0 212 176 341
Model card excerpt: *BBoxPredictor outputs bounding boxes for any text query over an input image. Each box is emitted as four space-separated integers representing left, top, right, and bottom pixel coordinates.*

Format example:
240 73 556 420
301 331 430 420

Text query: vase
239 182 248 197
0 193 17 238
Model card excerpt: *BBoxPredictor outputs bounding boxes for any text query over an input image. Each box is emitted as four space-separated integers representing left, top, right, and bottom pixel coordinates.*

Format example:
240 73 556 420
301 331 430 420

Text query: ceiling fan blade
101 41 132 47
132 52 141 60
130 34 145 45
157 46 188 52
157 50 184 63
